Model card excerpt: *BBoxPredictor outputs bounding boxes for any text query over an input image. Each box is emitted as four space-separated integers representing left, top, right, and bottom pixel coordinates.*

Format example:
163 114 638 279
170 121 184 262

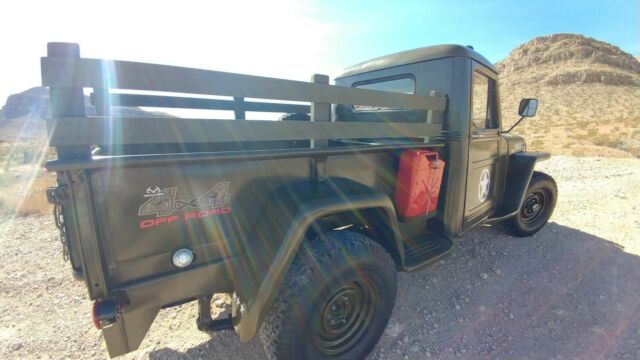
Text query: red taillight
91 301 101 329
92 300 117 329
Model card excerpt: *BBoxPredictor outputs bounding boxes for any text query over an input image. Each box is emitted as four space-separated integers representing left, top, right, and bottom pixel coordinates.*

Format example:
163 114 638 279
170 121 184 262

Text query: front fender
490 151 550 221
232 177 402 341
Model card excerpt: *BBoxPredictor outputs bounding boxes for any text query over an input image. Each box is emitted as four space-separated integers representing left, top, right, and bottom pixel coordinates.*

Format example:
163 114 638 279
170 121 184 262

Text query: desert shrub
0 142 54 172
16 191 51 217
593 134 626 149
0 169 55 218
593 135 611 147
530 139 544 147
573 133 589 141
572 148 587 156
627 147 640 158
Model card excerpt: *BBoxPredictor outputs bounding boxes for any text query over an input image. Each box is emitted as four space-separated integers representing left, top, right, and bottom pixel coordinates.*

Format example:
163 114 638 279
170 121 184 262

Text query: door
463 65 501 229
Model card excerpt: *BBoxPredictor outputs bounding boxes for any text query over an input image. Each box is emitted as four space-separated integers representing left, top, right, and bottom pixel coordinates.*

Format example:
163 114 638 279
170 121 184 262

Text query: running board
403 233 454 271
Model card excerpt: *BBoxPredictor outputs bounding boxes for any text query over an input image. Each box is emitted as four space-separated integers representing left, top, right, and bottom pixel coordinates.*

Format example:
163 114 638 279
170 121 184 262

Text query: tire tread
259 231 396 360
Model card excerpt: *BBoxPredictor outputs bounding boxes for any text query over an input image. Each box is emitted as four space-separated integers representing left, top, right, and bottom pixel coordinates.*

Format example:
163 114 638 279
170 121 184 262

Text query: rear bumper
102 257 235 357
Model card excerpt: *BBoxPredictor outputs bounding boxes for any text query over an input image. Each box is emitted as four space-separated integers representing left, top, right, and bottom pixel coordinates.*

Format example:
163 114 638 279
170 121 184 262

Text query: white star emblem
478 168 491 202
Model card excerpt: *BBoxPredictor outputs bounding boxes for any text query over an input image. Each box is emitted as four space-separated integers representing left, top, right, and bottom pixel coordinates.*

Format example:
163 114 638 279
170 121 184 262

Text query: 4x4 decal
138 182 231 229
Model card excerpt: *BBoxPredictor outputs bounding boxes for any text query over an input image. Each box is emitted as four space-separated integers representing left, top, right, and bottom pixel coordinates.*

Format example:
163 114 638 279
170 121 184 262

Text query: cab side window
471 71 497 130
353 76 415 111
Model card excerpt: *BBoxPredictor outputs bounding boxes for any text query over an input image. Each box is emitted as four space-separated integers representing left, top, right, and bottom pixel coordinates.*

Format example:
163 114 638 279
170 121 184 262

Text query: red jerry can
395 149 445 218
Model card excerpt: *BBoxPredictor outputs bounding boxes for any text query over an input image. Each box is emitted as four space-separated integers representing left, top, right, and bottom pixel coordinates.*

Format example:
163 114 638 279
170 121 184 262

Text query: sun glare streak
2 110 55 225
100 59 122 154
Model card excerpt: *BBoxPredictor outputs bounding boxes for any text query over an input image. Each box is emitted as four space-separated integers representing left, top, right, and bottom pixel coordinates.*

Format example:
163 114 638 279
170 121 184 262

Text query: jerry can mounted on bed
395 149 445 220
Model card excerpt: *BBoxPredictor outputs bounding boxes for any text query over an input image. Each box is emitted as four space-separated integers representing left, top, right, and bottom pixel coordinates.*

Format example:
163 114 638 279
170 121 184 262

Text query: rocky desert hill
498 33 640 157
0 87 170 142
0 87 50 142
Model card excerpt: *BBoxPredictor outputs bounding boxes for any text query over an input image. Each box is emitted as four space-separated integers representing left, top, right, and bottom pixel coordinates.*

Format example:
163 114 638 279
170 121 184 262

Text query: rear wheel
259 231 397 360
505 171 557 237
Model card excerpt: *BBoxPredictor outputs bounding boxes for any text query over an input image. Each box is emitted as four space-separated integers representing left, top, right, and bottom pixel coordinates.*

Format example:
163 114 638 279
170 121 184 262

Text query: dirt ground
0 156 638 360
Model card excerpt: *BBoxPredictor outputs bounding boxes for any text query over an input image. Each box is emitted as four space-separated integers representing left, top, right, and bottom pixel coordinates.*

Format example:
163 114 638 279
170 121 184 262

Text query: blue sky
309 0 638 65
0 0 637 104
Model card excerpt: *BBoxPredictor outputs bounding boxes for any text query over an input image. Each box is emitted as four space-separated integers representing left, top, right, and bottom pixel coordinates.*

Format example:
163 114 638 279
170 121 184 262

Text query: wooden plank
46 117 442 146
92 93 311 114
41 57 446 111
46 143 445 172
46 43 92 160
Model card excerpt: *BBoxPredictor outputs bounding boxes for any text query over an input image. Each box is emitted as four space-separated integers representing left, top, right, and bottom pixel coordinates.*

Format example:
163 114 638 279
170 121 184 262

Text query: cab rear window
353 76 415 111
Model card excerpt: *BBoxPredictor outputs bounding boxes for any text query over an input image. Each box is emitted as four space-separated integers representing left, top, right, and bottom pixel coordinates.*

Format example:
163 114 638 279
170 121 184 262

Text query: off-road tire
505 171 557 237
259 231 397 360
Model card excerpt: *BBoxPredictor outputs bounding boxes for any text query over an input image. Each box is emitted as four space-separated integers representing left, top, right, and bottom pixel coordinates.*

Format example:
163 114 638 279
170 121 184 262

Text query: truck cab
334 45 538 237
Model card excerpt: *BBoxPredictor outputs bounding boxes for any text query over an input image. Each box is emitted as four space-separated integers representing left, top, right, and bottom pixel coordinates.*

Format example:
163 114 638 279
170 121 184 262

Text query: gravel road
1 156 639 359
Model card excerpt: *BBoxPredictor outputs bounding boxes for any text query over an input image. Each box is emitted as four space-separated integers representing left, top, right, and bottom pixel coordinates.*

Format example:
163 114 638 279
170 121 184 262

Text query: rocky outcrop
497 33 640 158
0 87 171 121
497 33 640 86
545 69 639 86
0 87 50 119
0 87 173 140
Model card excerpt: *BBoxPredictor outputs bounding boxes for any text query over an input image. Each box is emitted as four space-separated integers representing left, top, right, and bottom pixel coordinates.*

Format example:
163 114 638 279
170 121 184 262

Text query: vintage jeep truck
42 42 557 359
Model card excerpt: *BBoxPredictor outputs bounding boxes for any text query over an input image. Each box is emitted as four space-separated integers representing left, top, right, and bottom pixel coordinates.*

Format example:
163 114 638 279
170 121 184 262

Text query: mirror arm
504 116 525 133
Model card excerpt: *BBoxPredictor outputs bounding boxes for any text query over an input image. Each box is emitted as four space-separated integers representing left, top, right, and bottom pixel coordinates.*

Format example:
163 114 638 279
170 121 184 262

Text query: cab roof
336 44 496 79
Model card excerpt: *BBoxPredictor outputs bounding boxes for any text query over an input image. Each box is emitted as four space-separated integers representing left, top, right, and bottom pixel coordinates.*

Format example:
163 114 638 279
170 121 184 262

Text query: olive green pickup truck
43 42 556 360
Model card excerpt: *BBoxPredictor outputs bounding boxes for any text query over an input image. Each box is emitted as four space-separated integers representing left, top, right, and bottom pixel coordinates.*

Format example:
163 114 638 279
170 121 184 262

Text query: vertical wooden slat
92 89 112 152
427 90 444 125
93 89 111 116
309 74 330 180
310 74 330 151
310 74 331 123
425 90 444 143
233 96 245 120
47 43 91 160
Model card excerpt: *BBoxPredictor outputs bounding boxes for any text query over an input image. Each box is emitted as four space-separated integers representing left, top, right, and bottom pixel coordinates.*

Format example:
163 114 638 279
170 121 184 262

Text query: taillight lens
92 300 117 329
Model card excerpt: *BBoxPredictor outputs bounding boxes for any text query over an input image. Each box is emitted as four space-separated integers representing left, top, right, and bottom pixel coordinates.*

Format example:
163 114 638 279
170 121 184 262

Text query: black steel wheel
259 231 397 360
521 189 548 224
506 171 557 237
315 280 375 356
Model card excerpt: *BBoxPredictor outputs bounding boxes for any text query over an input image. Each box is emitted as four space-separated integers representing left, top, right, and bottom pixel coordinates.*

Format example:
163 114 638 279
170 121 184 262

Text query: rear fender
232 177 403 341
